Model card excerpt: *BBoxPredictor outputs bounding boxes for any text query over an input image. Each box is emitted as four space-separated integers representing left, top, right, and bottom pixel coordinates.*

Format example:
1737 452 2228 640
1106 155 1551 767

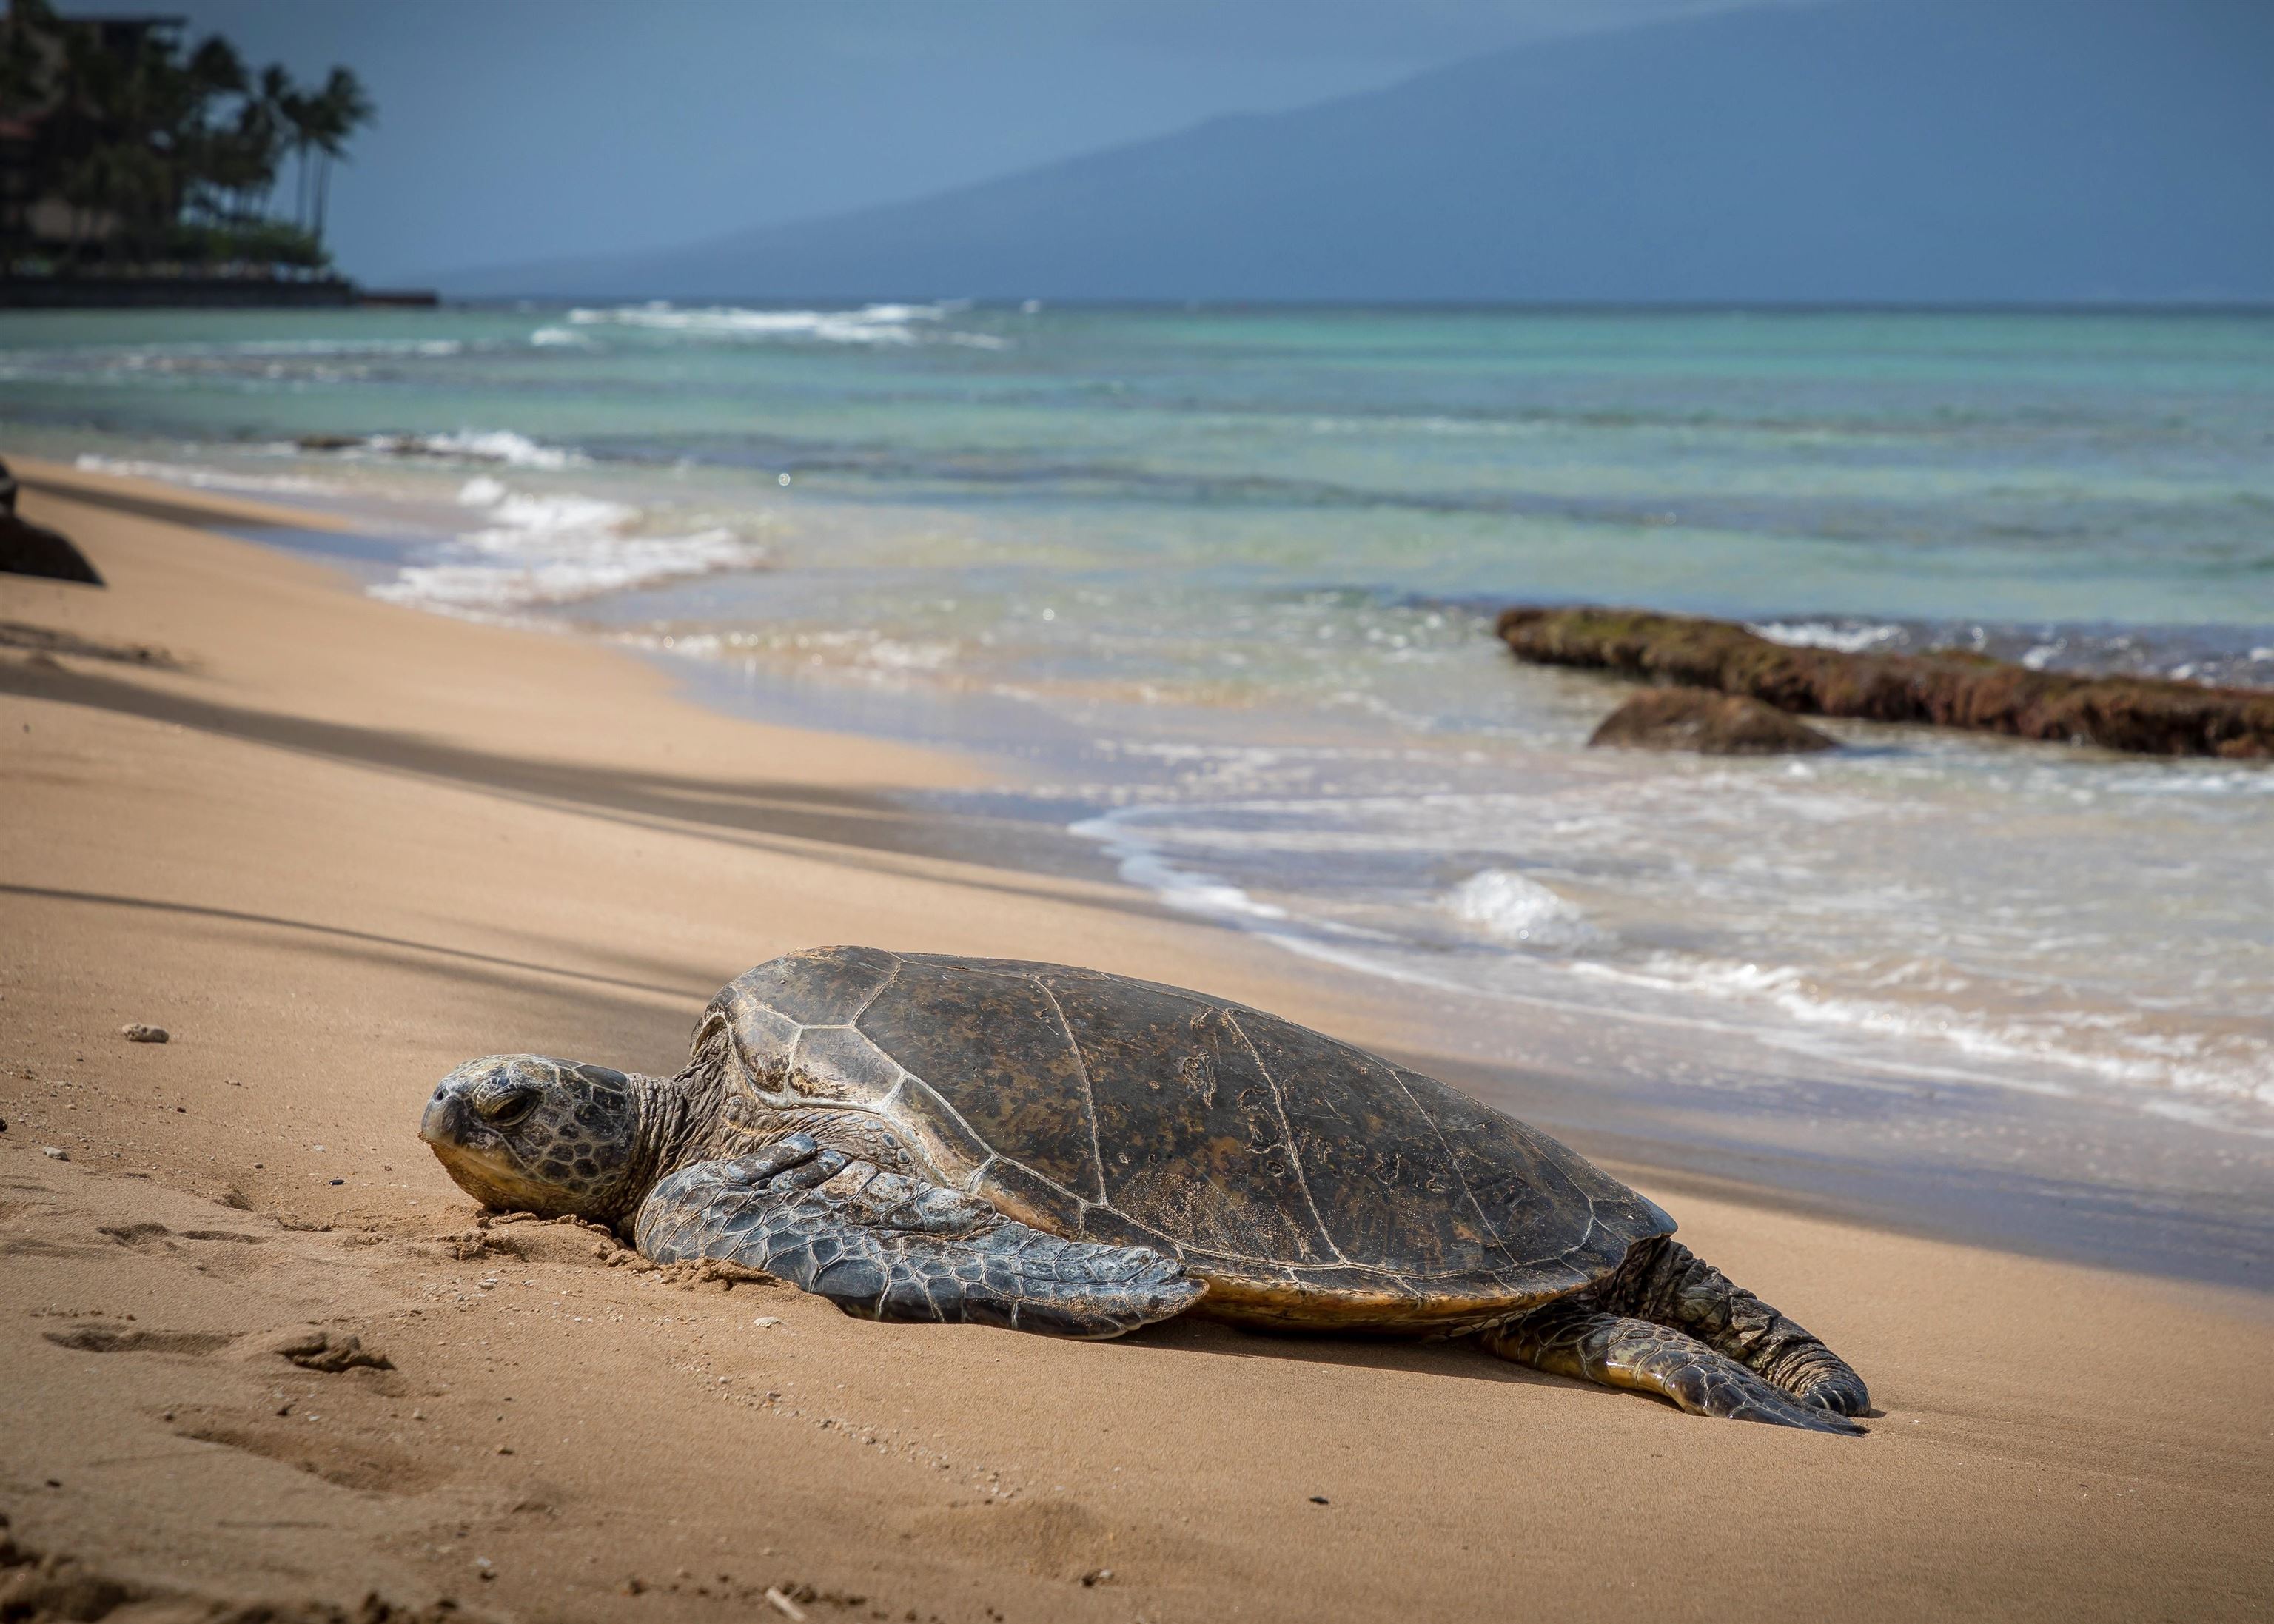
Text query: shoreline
16 453 2274 1292
4 461 2272 1620
0 277 439 310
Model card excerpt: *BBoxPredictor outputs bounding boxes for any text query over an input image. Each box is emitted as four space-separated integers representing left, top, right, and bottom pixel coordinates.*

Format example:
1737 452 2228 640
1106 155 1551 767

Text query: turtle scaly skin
423 948 1868 1434
637 1138 1202 1338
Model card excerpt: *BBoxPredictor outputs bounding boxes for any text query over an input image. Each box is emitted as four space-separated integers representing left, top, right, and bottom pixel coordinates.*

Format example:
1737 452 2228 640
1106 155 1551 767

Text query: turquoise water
5 304 2273 633
4 303 2270 1136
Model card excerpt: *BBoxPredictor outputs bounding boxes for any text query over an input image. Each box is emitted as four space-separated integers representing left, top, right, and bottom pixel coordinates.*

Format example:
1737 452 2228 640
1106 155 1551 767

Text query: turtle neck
621 1061 728 1221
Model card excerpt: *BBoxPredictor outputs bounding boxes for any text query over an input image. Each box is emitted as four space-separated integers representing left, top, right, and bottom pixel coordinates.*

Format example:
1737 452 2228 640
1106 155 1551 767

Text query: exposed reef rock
0 459 101 585
1589 688 1837 755
1499 606 2274 759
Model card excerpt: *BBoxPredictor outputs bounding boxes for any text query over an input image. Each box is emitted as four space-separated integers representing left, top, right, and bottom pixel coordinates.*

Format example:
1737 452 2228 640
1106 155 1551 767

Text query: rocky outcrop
1499 606 2274 759
1589 688 1837 754
0 457 103 585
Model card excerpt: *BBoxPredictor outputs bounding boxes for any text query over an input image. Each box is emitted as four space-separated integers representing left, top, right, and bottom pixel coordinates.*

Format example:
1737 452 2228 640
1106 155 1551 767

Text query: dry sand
3 458 2270 1623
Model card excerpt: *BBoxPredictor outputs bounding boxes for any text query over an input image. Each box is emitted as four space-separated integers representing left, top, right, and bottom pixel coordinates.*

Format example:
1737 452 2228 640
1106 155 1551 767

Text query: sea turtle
420 947 1869 1433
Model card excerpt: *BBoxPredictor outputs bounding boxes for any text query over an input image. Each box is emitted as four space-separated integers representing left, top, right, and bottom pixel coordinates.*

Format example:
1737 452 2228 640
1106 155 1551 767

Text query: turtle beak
419 1088 472 1149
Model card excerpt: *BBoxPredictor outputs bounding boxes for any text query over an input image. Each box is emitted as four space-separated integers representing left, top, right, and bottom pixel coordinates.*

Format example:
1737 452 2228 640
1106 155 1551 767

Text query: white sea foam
72 453 337 495
291 429 586 470
1073 810 1291 928
566 301 945 346
1574 953 2274 1112
367 477 763 611
529 326 593 349
1443 869 1595 950
1749 619 1904 654
406 430 585 470
113 337 465 361
862 637 958 672
30 338 467 385
1308 414 1535 437
226 337 463 357
2096 765 2274 799
1068 771 2273 1127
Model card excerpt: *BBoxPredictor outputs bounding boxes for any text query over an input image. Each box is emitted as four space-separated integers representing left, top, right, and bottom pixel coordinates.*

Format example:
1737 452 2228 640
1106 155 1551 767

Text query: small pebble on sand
121 1024 169 1043
42 1147 67 1160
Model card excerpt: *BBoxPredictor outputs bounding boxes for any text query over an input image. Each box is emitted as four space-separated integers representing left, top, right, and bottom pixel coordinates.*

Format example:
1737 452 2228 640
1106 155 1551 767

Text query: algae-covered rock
1498 606 2274 759
0 513 101 585
0 457 103 585
1589 688 1837 754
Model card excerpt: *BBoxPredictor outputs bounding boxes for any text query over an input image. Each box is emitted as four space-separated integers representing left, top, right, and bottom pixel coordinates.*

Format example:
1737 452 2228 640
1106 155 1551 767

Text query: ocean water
5 303 2271 1158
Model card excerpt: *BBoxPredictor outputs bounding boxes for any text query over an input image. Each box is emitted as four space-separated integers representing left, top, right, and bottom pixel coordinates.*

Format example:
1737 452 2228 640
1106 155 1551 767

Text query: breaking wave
368 475 765 611
1749 619 1905 654
566 301 949 346
300 429 586 471
557 301 1011 349
1443 869 1596 951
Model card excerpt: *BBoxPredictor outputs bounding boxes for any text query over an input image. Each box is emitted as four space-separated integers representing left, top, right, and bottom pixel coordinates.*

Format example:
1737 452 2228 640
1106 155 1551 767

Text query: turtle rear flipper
1602 1237 1871 1417
1482 1303 1866 1435
634 1135 1204 1339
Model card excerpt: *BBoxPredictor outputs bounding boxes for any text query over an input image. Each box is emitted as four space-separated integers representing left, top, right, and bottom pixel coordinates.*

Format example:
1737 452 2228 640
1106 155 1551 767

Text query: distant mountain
448 1 2274 304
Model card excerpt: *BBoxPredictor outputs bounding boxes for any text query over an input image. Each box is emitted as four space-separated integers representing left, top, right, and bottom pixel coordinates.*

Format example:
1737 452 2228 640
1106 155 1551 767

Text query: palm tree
172 36 233 227
215 90 279 228
306 66 372 252
257 63 315 232
187 36 243 94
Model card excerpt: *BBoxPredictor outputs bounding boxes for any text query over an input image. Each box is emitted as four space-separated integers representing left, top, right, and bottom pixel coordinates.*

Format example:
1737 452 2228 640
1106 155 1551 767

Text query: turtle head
420 1055 650 1222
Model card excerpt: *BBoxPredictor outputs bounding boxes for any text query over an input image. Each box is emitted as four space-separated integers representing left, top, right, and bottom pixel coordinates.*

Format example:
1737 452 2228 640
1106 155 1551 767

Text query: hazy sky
128 0 1730 283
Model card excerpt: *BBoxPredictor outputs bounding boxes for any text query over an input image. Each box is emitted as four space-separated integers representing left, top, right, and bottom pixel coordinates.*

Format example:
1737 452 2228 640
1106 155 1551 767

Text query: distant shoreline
0 276 435 309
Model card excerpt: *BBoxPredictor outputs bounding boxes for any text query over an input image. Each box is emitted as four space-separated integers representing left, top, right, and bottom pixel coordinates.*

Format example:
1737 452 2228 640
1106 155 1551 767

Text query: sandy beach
4 459 2270 1622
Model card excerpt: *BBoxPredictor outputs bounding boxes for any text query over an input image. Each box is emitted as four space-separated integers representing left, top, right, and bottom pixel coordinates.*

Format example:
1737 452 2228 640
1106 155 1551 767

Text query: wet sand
3 458 2270 1621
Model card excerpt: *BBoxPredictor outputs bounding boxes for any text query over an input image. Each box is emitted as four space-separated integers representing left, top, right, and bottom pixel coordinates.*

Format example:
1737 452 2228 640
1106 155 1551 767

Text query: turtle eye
479 1084 542 1128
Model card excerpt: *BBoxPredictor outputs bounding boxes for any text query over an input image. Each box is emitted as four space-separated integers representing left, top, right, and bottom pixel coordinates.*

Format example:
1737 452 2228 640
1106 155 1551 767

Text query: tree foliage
0 0 374 274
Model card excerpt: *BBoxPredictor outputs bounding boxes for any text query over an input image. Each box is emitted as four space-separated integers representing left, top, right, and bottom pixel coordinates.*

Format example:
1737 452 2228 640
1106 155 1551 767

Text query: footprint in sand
42 1324 237 1356
167 1406 450 1495
98 1222 266 1247
907 1497 1224 1588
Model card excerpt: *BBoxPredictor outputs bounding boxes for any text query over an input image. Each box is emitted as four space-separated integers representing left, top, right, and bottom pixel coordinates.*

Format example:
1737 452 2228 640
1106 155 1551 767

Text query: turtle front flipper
1480 1303 1865 1435
634 1135 1204 1339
